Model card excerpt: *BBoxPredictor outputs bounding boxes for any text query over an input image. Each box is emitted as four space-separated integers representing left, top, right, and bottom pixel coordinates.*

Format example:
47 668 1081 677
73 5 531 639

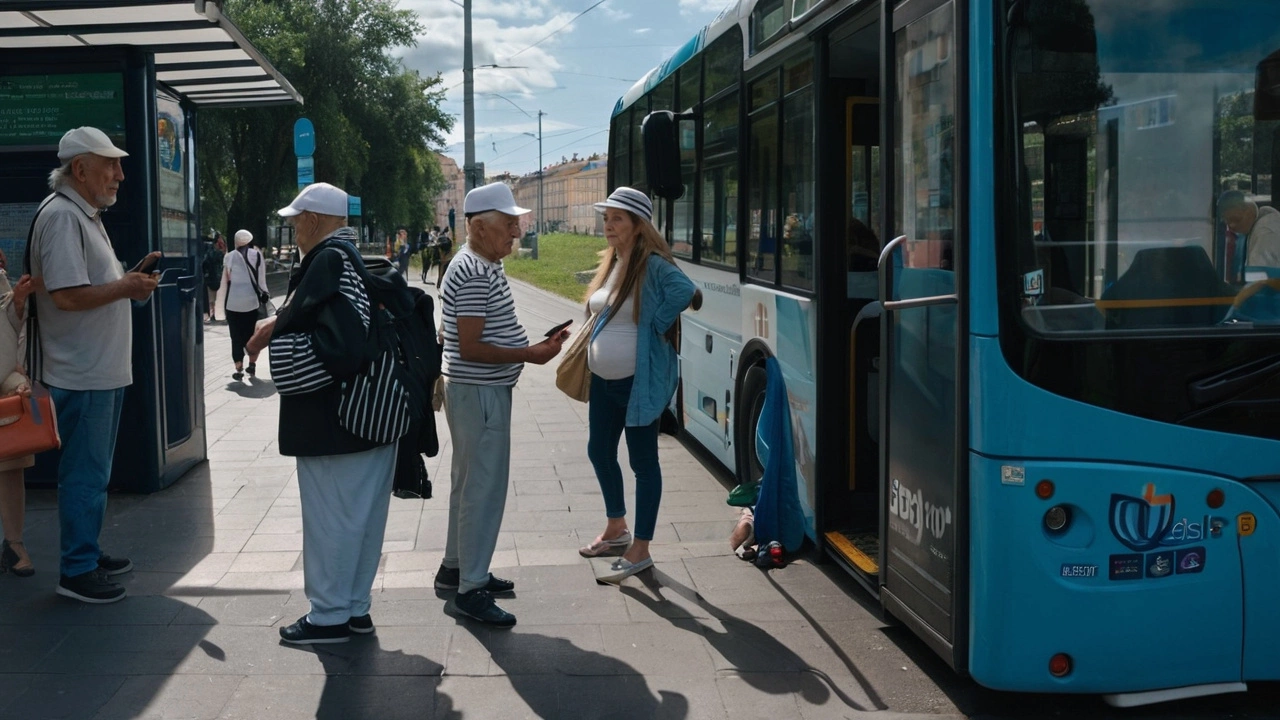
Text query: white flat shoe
597 556 653 584
579 530 632 558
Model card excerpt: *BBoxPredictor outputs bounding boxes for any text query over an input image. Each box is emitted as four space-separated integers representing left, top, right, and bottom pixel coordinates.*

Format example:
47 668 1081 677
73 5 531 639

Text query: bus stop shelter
0 0 301 492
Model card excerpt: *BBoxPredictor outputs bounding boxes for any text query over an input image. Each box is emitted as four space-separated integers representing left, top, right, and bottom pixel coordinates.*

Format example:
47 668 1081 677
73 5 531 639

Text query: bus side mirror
642 110 685 200
1255 50 1280 121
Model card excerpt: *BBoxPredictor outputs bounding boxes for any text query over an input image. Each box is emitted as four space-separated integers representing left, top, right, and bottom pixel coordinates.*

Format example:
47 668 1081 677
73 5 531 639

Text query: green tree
197 0 453 244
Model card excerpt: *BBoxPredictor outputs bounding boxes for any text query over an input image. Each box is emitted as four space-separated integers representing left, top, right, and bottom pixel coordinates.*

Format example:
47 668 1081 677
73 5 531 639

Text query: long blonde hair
584 211 675 325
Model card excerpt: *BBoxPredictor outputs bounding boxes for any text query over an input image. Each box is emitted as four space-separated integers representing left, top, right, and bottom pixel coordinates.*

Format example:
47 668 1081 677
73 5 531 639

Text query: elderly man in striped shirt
435 182 569 627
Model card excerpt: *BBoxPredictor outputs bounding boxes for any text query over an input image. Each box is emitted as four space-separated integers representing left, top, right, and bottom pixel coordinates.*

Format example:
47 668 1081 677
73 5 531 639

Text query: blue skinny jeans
586 374 662 541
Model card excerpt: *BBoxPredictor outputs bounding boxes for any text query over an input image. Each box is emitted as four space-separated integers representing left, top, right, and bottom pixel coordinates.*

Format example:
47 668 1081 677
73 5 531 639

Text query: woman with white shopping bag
220 229 270 380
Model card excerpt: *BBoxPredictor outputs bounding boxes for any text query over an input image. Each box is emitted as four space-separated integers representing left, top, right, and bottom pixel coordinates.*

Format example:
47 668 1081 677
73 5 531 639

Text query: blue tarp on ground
751 357 806 553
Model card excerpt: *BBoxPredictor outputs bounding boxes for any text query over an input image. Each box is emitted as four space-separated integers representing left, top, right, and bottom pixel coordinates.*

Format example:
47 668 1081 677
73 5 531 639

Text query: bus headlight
1044 505 1070 533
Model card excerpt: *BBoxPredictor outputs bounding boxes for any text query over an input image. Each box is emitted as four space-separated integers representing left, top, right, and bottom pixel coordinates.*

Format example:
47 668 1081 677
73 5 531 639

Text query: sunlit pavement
10 275 1279 719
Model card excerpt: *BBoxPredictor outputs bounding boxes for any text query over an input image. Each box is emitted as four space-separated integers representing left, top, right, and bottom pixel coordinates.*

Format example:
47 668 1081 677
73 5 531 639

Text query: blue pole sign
293 117 315 158
348 195 361 217
297 155 314 188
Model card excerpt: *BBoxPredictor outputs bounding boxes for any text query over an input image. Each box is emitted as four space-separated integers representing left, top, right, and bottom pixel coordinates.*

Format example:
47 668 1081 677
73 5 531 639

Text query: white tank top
587 268 638 380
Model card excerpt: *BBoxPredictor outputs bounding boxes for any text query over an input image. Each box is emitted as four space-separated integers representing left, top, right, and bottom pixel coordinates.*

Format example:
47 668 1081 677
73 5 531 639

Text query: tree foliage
197 0 453 243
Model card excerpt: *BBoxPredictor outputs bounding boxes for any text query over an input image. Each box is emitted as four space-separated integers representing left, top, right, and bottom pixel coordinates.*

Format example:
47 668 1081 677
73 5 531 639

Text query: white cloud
679 0 733 16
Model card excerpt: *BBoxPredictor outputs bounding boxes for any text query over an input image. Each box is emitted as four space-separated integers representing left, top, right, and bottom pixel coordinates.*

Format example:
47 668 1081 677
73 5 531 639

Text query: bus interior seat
1101 246 1233 329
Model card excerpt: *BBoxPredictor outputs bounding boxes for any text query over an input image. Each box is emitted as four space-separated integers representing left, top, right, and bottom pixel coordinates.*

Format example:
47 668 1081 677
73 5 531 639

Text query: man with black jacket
246 182 396 645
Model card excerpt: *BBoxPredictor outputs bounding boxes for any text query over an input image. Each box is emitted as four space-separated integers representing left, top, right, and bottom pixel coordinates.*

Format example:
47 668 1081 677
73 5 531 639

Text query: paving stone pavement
0 274 973 720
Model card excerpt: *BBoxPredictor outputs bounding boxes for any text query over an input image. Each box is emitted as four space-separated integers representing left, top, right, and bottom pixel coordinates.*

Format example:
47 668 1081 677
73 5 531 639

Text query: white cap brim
277 205 302 217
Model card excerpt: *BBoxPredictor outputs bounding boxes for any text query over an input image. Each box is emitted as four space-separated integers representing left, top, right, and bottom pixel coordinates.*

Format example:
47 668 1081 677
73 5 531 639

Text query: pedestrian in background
434 225 454 288
221 229 268 381
201 233 225 322
436 182 568 627
29 126 158 603
0 253 37 578
577 187 695 583
396 228 412 277
246 182 397 645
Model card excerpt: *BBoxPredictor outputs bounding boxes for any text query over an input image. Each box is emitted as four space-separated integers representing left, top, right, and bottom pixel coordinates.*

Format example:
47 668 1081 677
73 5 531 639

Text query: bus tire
734 363 768 488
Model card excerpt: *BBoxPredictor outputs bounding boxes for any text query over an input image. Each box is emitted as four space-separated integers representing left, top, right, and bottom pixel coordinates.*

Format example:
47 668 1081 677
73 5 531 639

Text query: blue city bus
611 0 1280 704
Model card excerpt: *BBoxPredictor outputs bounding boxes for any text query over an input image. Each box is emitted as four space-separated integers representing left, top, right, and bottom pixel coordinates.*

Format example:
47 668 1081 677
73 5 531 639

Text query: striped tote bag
337 307 412 445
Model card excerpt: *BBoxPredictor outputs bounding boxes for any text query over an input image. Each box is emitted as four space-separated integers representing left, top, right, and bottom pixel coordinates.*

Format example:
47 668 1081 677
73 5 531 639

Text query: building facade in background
437 154 608 236
432 153 464 230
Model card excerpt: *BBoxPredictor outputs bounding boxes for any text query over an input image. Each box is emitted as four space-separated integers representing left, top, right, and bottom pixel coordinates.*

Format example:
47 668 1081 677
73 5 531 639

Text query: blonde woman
577 187 696 583
0 257 37 577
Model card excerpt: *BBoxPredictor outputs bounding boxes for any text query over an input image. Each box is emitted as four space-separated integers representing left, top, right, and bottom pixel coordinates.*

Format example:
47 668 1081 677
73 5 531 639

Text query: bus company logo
1109 483 1221 552
889 478 951 546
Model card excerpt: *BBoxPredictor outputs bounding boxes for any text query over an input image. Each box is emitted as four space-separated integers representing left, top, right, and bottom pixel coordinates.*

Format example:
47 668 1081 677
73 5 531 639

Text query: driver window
1011 1 1280 332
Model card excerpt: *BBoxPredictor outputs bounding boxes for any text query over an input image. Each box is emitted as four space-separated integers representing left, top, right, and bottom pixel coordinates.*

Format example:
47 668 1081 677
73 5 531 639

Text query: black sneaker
279 615 350 645
98 554 132 576
348 614 374 635
246 363 256 378
450 589 516 627
433 564 515 594
57 569 126 604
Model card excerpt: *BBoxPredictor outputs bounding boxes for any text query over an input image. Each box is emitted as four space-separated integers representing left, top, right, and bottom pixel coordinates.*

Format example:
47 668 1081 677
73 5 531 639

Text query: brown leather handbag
555 313 597 403
0 384 61 461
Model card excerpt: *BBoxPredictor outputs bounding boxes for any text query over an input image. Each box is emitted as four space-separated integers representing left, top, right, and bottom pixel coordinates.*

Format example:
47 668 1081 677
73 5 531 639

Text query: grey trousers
296 442 397 626
443 381 513 594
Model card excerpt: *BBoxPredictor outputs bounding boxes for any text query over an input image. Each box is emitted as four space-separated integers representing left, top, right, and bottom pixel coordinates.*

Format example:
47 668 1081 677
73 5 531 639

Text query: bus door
879 0 965 668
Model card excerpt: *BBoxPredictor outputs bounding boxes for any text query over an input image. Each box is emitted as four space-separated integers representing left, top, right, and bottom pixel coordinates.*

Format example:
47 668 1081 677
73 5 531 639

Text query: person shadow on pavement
225 376 278 399
310 635 450 720
620 567 886 714
459 623 689 719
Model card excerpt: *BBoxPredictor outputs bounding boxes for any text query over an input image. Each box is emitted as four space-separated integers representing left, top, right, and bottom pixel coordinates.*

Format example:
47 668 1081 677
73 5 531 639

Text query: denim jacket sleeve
626 256 696 427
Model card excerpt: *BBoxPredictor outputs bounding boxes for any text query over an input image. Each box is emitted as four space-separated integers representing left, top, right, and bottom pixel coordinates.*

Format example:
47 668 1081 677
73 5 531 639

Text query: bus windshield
1009 0 1280 333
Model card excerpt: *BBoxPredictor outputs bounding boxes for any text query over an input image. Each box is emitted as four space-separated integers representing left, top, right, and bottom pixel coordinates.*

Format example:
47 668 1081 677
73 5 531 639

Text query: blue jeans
587 374 662 541
49 386 126 577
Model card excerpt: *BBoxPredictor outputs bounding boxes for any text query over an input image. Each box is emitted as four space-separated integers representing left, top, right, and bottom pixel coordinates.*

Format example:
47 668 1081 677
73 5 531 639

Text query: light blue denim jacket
593 254 696 427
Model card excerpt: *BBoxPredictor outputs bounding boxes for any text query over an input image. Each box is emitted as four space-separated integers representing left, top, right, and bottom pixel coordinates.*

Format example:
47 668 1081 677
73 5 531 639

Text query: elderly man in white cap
28 127 159 604
243 182 399 645
433 182 569 627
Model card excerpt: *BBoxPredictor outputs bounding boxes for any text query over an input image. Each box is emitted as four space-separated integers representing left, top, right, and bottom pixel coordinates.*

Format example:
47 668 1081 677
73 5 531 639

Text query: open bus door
877 0 966 670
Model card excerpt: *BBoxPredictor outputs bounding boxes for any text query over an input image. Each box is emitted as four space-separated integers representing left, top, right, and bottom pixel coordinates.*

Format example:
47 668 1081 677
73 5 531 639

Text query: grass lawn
502 232 607 302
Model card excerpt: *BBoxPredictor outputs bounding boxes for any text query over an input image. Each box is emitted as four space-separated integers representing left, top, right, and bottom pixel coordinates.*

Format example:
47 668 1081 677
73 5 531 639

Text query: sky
394 0 734 179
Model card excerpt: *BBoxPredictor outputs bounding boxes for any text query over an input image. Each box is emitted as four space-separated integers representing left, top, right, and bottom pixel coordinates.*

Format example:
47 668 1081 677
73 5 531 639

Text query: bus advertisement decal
1175 547 1206 574
1146 551 1174 578
1109 554 1144 581
1109 483 1226 552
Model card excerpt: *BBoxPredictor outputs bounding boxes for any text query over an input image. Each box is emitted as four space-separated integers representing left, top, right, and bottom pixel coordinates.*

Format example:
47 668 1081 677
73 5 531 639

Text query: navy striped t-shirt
441 244 528 385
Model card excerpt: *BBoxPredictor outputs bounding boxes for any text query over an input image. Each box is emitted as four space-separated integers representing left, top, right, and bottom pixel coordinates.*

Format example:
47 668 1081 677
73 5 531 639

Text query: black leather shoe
279 615 350 645
98 554 132 576
450 589 516 627
433 565 514 595
348 614 374 634
57 569 125 604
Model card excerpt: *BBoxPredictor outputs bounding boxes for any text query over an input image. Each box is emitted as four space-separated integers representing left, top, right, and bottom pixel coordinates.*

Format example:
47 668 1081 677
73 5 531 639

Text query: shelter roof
0 0 300 107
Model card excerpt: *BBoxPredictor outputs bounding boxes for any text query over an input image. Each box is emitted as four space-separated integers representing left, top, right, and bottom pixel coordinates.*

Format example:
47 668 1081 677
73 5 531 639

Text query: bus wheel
734 363 768 487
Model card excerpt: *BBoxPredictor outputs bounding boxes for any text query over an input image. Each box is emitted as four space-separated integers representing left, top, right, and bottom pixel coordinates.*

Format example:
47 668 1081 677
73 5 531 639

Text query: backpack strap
23 193 86 384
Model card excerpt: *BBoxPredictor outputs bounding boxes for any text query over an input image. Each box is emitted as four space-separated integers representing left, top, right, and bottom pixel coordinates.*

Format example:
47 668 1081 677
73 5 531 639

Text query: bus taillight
1049 653 1073 678
1207 488 1225 509
1035 479 1055 499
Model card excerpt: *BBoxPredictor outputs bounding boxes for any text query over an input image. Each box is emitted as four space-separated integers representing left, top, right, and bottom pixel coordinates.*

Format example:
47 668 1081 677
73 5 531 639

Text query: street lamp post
462 0 477 192
522 110 544 259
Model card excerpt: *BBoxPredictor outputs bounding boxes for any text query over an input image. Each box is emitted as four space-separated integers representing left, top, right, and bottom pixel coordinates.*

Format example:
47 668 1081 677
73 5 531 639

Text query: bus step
1103 682 1247 708
824 530 879 576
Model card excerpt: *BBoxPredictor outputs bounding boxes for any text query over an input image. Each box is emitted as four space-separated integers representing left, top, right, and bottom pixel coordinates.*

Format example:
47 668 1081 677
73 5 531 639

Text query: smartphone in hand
130 251 162 274
544 319 572 337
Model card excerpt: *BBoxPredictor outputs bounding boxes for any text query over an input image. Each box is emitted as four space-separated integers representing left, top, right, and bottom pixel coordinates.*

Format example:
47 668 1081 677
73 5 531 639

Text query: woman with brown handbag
0 253 38 577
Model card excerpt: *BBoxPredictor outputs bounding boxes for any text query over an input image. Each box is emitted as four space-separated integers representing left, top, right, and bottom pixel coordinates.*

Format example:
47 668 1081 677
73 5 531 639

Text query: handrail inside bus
877 235 908 269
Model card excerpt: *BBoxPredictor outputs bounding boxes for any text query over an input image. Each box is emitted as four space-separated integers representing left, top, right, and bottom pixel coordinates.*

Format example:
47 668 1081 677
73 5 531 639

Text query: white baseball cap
464 182 530 216
278 182 348 218
58 127 128 162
